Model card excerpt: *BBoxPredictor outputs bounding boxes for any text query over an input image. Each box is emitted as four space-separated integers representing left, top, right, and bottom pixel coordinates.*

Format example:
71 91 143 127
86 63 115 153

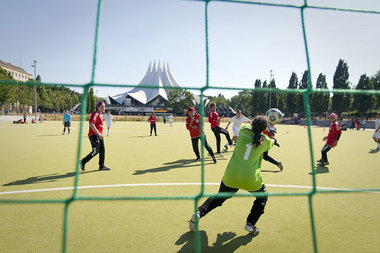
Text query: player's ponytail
251 116 268 147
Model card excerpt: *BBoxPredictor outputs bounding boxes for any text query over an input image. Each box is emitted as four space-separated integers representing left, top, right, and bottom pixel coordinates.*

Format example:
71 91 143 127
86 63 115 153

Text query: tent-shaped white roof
109 61 180 105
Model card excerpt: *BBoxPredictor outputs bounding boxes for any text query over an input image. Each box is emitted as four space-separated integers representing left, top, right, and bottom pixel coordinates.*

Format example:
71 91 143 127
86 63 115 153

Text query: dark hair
209 102 216 109
251 116 268 146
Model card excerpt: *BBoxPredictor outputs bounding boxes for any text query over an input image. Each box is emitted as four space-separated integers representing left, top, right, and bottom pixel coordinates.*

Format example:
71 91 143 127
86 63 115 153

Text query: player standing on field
189 116 274 236
103 111 115 136
186 107 217 164
225 110 251 146
148 112 157 136
62 110 71 135
169 114 173 127
317 113 342 166
81 102 110 171
373 112 380 150
208 102 233 156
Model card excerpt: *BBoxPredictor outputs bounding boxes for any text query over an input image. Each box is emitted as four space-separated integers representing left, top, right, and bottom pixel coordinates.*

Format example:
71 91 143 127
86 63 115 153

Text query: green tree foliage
0 67 16 105
167 89 194 115
87 88 96 113
311 73 329 116
372 71 380 109
286 72 298 115
352 74 375 114
268 79 277 109
207 93 228 106
230 90 253 116
332 59 351 116
298 70 310 113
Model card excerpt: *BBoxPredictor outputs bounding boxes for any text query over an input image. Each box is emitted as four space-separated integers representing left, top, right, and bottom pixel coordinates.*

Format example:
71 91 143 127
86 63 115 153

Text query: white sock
108 129 110 135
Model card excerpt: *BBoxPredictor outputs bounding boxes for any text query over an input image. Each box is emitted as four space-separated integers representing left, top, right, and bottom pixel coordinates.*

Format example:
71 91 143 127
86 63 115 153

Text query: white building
0 60 33 82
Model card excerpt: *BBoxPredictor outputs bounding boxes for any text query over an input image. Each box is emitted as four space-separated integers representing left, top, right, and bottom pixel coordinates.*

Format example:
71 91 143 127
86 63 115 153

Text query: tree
87 88 96 113
230 90 253 116
268 79 278 109
286 72 298 115
251 79 262 115
298 70 310 114
332 59 351 116
372 70 380 109
352 74 375 114
0 67 16 106
167 89 194 115
311 73 329 116
207 93 228 106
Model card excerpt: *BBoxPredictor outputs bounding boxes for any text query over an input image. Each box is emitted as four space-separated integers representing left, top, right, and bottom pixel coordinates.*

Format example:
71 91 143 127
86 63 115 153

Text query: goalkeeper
189 116 274 236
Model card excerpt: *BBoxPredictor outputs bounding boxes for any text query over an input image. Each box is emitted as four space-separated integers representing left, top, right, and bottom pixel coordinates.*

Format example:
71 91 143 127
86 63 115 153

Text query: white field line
1 183 379 196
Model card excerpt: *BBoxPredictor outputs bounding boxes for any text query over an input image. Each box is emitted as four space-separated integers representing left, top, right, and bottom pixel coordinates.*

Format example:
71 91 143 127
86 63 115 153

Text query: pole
31 60 37 121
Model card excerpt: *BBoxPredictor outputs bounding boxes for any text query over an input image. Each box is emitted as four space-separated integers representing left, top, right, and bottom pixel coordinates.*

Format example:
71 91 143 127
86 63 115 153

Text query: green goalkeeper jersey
222 126 274 192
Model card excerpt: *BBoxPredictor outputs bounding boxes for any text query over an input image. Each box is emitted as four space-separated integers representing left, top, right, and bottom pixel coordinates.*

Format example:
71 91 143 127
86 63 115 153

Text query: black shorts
64 122 71 127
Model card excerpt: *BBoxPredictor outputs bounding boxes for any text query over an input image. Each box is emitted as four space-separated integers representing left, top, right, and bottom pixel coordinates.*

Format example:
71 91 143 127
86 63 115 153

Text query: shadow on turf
129 135 152 138
3 170 98 186
175 231 254 252
133 158 225 175
308 166 329 175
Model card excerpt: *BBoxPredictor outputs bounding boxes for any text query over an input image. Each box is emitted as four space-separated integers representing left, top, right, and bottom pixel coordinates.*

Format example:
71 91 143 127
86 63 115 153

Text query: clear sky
1 0 380 99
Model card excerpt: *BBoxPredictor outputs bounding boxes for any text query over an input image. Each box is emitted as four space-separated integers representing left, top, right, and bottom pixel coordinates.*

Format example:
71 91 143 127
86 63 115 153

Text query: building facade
0 60 33 82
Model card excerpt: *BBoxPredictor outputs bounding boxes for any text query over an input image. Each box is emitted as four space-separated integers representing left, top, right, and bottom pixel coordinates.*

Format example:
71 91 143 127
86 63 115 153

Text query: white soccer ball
265 108 283 125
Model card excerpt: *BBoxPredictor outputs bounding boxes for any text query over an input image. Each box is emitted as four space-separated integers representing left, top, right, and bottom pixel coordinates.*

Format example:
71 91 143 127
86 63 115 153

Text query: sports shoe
317 159 323 163
277 162 283 171
80 160 85 172
321 161 329 166
99 165 111 171
244 223 260 237
212 156 217 164
224 143 229 150
216 152 224 157
195 158 201 162
189 212 200 232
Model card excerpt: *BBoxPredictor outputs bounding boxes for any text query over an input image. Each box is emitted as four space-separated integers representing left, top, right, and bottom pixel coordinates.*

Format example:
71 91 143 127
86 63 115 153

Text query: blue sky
1 0 380 99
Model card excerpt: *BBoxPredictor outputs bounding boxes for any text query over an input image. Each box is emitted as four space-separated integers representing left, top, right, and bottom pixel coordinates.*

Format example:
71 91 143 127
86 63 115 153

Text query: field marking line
1 183 379 196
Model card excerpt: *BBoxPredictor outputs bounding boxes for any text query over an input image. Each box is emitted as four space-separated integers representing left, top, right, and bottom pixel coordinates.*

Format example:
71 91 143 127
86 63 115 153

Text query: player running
225 110 251 147
169 114 173 127
189 116 274 236
81 101 110 171
103 111 116 136
208 102 233 156
148 112 157 136
373 112 380 150
262 123 283 171
317 113 342 166
186 107 217 164
62 110 71 135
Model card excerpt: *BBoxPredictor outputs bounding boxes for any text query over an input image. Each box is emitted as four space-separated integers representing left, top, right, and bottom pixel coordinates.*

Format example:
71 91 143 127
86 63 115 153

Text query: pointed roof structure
109 61 180 105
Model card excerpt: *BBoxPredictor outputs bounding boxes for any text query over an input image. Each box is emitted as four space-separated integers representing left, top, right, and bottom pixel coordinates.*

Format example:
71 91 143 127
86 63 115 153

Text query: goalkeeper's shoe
189 212 200 232
277 162 283 171
99 165 111 171
80 160 85 172
244 223 260 237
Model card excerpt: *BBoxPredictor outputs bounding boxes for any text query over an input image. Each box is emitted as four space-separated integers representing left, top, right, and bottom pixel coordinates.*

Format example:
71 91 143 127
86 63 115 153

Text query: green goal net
1 1 380 252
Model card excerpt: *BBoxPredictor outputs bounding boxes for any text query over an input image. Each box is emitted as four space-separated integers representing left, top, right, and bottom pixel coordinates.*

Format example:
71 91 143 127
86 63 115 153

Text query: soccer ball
265 108 283 125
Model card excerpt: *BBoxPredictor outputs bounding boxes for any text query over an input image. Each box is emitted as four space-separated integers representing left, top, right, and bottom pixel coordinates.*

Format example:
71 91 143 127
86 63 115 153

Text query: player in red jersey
148 112 157 136
186 107 217 164
317 113 342 166
81 101 110 171
262 123 283 171
208 102 233 156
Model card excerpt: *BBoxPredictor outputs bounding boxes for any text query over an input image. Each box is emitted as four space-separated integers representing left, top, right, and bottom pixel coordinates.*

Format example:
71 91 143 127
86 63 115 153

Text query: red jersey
186 114 203 138
88 111 103 136
326 121 342 147
148 115 157 124
208 111 220 128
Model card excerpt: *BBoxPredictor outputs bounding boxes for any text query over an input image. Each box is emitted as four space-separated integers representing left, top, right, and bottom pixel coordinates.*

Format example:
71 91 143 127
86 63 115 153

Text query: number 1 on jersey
244 143 253 160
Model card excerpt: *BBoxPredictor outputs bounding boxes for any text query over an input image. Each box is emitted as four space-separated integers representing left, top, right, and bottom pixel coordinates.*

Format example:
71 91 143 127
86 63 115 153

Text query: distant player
262 123 283 171
373 112 380 150
189 116 274 236
186 107 217 164
169 114 173 127
163 115 167 124
103 111 115 136
208 102 233 156
148 112 157 136
225 110 250 147
62 110 71 135
317 113 342 166
81 101 110 171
